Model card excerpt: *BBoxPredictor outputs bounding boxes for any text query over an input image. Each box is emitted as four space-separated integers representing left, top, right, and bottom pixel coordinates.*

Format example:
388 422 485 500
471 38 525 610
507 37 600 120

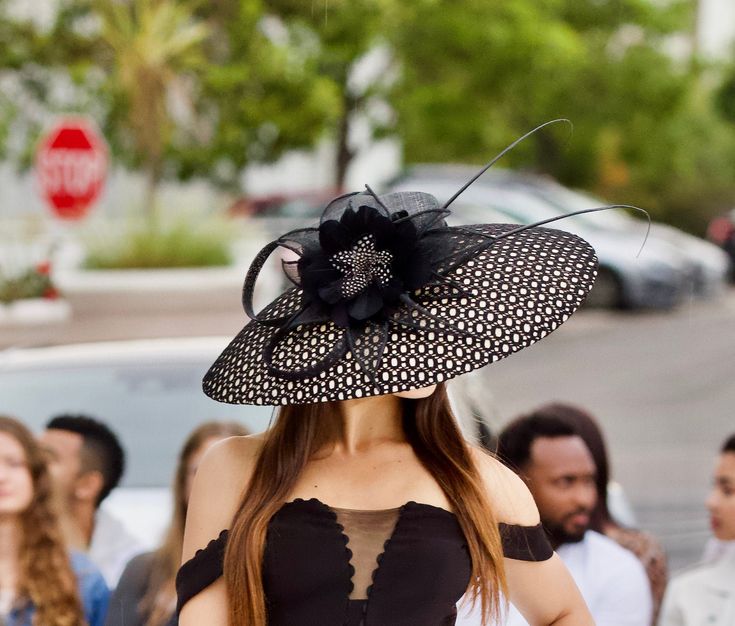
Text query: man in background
40 414 142 588
496 413 652 626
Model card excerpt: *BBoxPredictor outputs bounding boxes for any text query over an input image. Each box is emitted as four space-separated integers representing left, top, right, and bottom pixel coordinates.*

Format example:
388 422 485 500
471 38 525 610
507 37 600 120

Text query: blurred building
697 0 735 59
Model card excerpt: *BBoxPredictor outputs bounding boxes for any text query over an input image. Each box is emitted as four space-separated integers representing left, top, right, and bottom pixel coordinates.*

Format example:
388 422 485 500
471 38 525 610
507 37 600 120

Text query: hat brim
203 223 598 405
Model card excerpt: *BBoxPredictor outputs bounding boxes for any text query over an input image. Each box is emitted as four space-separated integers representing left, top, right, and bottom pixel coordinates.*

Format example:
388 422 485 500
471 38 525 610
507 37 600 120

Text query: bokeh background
1 0 734 573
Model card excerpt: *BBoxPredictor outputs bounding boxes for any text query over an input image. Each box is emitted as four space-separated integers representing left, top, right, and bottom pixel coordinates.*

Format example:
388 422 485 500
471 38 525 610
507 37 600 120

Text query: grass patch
84 216 234 269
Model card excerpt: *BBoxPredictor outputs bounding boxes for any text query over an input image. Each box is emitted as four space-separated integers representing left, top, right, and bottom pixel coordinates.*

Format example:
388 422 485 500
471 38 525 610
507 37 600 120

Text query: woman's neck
335 394 406 455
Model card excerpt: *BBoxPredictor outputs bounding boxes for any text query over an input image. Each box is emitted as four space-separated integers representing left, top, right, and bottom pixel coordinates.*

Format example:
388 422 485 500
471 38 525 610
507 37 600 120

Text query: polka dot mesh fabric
203 223 597 405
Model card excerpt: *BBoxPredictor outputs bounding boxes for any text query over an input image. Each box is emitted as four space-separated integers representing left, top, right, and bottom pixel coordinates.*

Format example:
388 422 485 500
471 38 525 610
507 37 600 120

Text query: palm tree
95 0 208 216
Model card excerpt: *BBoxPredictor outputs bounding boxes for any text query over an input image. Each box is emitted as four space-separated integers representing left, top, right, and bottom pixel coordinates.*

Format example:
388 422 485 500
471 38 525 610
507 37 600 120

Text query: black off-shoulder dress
176 498 552 626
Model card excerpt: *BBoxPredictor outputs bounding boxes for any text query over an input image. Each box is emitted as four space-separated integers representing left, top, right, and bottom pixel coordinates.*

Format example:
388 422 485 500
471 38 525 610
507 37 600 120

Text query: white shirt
701 538 735 564
456 530 653 626
658 550 735 626
88 508 144 589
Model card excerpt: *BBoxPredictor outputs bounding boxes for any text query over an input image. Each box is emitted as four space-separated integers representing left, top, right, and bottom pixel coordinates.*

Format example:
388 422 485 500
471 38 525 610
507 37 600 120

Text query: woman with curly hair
0 415 109 626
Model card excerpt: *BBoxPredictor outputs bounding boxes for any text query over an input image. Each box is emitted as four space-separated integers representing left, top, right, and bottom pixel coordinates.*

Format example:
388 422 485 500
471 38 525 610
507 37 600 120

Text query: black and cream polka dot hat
203 172 602 406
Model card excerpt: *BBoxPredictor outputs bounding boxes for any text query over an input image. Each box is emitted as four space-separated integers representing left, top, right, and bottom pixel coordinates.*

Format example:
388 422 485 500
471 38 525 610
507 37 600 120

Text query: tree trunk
335 90 356 190
143 158 162 220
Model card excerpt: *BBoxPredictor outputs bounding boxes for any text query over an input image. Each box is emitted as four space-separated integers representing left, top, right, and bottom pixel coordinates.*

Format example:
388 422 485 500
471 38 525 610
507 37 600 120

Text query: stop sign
35 118 108 220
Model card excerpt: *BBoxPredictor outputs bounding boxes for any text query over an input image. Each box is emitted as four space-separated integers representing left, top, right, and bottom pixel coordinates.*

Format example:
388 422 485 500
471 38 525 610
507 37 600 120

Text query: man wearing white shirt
457 414 652 626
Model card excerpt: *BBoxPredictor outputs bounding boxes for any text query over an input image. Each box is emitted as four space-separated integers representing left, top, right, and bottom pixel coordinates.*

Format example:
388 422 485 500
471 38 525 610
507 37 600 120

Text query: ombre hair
223 384 507 625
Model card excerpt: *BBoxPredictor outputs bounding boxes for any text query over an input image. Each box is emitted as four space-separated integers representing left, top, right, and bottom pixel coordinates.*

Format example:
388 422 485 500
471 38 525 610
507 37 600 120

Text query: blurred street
3 279 733 572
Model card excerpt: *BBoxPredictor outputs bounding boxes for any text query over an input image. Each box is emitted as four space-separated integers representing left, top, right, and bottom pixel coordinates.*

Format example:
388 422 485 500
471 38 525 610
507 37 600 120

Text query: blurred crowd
0 405 732 626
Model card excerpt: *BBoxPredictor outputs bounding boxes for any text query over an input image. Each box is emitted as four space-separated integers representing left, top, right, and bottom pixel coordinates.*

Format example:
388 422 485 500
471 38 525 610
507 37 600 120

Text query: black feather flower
297 203 438 327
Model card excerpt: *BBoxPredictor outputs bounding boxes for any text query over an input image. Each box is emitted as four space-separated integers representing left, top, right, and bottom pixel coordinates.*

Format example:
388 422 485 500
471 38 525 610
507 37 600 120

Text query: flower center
330 234 394 299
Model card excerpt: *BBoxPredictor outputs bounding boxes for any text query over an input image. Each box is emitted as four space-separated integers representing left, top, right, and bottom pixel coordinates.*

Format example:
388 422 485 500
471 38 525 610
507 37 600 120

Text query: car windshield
0 359 273 488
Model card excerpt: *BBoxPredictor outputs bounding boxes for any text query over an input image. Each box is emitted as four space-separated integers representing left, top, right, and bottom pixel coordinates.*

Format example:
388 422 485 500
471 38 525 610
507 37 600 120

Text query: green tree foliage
170 1 339 191
0 0 338 201
1 0 734 232
716 63 735 124
94 0 209 215
390 0 735 233
0 1 69 167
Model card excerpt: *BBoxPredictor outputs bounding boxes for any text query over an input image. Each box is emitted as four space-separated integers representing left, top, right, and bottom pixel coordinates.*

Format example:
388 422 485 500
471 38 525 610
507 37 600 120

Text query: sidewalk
0 266 252 350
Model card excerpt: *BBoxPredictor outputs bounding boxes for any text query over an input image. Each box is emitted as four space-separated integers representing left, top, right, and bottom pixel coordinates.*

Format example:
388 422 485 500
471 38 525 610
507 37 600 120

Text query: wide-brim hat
203 176 600 405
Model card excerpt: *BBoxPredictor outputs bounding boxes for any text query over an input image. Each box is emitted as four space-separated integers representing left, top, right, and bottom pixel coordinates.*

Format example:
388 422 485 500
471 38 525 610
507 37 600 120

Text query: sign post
35 118 108 220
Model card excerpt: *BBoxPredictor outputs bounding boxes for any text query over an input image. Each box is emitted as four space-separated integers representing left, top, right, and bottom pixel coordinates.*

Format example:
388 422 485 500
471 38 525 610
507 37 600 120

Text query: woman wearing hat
176 155 601 624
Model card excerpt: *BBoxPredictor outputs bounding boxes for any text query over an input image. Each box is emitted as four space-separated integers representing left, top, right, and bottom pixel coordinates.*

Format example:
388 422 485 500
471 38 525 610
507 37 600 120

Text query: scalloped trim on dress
186 528 228 566
283 496 454 516
360 502 411 625
287 498 356 626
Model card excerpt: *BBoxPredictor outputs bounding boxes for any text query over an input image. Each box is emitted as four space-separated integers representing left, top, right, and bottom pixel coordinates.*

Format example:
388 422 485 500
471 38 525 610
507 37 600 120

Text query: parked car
514 175 731 298
388 167 697 309
0 336 492 547
245 189 342 241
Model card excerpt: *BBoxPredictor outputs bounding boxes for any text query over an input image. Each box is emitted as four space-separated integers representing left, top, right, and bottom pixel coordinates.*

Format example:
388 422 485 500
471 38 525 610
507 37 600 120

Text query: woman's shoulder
670 554 735 589
181 433 265 563
194 433 265 493
207 432 264 464
664 562 714 602
468 446 540 526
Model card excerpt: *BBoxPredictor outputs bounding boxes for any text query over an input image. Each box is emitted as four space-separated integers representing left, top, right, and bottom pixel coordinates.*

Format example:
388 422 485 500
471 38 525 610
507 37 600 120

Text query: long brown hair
141 421 249 626
223 384 507 625
0 415 85 626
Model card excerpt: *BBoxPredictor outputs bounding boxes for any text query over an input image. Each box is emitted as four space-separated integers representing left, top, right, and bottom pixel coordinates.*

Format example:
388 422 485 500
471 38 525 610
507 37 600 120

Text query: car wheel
585 267 624 309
